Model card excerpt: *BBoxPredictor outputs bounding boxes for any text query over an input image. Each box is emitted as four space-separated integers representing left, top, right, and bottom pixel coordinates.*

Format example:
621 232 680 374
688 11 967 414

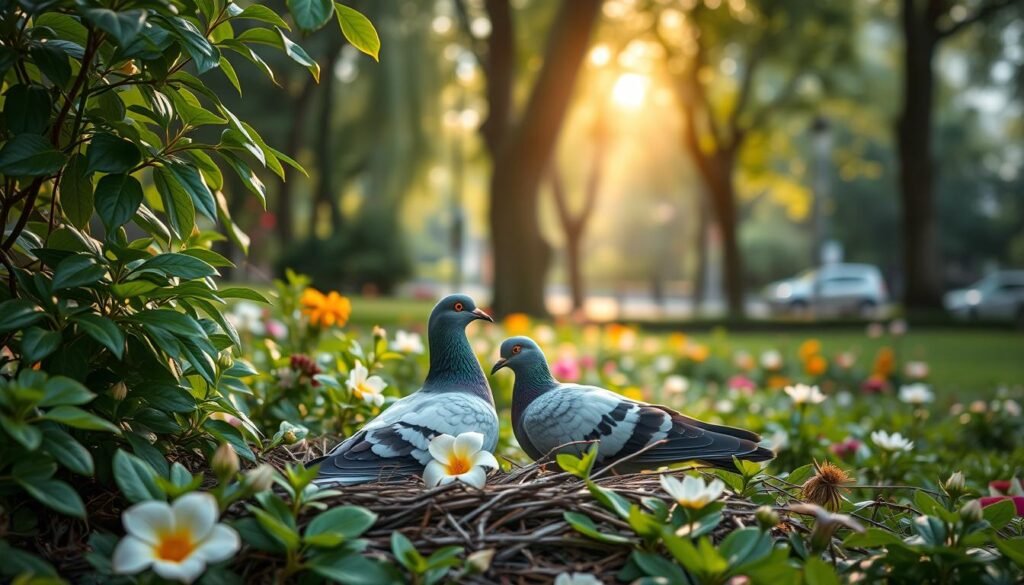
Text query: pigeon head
428 294 493 331
491 336 544 375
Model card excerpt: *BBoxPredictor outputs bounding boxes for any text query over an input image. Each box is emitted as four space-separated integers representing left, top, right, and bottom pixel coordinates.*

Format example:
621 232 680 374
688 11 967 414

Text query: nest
255 439 802 584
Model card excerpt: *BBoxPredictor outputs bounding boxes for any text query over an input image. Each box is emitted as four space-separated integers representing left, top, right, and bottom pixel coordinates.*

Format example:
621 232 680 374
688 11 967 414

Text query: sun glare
611 73 649 109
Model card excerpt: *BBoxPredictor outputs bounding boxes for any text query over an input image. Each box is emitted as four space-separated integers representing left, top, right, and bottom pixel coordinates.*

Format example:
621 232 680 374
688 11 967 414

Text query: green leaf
219 56 242 94
135 253 217 279
631 551 687 584
0 299 45 332
218 287 269 303
335 4 380 61
154 166 196 239
72 314 125 359
983 498 1016 530
308 554 398 585
205 419 255 462
18 478 86 518
995 537 1024 568
29 42 71 87
167 162 217 220
233 4 292 30
803 558 840 585
842 527 905 548
0 134 67 177
249 507 301 551
588 481 632 520
390 531 424 572
111 280 160 298
564 511 632 544
39 375 94 407
82 8 147 45
113 449 165 503
237 27 319 81
86 133 141 174
289 0 334 31
166 16 220 74
306 506 378 547
3 84 52 135
43 406 120 432
0 414 42 449
52 253 106 289
94 174 144 230
59 154 94 228
20 327 61 363
41 425 94 476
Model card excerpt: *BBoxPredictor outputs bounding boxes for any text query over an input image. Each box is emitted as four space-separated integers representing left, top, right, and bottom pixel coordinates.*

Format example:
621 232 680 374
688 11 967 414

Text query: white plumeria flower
659 474 726 510
898 383 934 405
760 349 782 370
871 430 914 452
112 492 240 584
785 383 826 405
554 572 604 585
423 432 499 489
346 361 386 407
393 330 425 354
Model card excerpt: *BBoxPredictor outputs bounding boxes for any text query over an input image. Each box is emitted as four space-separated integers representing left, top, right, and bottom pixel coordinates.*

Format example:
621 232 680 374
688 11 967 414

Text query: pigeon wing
315 390 498 485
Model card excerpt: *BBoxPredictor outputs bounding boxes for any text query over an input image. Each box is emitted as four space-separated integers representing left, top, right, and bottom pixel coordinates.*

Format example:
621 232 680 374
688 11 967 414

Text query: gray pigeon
314 295 499 484
491 336 772 472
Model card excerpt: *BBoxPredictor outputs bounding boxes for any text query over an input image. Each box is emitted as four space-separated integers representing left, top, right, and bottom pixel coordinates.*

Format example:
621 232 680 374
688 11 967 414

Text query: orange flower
300 288 351 328
668 332 688 353
872 346 894 379
805 355 828 376
767 375 791 390
798 339 821 362
503 313 530 335
687 344 710 363
622 386 645 401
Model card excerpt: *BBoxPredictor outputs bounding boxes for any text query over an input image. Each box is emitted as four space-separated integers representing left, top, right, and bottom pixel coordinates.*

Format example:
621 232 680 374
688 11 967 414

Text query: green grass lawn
341 296 1024 395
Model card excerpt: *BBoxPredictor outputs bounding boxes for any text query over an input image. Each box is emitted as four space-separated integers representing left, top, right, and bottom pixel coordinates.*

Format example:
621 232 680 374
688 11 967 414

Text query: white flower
654 355 675 373
785 384 826 405
555 572 603 585
659 474 726 510
423 432 499 489
227 302 265 336
760 350 782 370
715 399 735 414
1003 399 1021 417
346 361 386 407
534 324 556 344
663 375 689 395
904 361 929 379
393 330 425 354
112 492 240 584
871 430 914 452
898 383 934 406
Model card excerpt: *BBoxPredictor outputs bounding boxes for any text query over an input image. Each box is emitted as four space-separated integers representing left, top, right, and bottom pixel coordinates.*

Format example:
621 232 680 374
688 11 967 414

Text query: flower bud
282 430 297 444
110 381 128 401
466 549 495 574
945 471 965 493
211 443 239 480
755 506 780 531
959 499 983 524
373 325 387 339
218 351 234 369
245 464 277 492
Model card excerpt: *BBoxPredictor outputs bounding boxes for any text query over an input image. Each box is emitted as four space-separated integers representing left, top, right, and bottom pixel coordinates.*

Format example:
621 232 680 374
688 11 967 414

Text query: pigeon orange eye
454 302 464 312
512 345 521 354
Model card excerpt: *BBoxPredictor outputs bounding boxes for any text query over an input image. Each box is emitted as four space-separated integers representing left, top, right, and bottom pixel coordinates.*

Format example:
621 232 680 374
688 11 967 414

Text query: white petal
423 460 447 487
659 475 683 500
706 479 726 501
112 535 156 575
367 376 388 392
152 557 206 584
457 466 487 489
171 493 218 541
428 434 456 464
122 500 174 545
453 432 484 459
192 524 240 564
472 450 499 470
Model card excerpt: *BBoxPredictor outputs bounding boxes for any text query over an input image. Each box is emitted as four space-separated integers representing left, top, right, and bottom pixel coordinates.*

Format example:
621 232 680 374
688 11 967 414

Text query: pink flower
578 355 596 369
861 376 889 394
830 437 862 459
552 356 581 382
727 375 756 394
980 496 1024 517
602 360 618 376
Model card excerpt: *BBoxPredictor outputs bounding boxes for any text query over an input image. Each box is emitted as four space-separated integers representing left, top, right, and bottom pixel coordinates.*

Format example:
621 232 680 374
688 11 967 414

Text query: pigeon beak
490 358 508 375
472 308 494 322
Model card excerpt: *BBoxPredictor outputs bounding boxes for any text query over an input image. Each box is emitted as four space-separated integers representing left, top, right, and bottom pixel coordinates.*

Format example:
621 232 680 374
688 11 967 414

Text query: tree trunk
706 155 744 317
897 0 942 309
565 226 584 311
692 192 709 312
276 76 317 246
487 0 602 317
310 41 343 236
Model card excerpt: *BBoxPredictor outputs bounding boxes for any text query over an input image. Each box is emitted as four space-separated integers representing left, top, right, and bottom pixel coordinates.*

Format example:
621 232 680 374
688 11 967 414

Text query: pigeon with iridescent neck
492 336 773 472
314 295 498 485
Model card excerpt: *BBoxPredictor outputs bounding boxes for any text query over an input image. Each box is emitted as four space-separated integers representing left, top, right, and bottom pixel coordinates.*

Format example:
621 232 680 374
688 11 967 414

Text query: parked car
944 270 1024 323
763 263 889 317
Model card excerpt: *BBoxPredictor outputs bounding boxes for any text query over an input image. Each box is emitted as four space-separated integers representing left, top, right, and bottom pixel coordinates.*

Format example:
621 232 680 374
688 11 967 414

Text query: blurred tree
457 0 602 316
655 0 852 316
895 0 1023 310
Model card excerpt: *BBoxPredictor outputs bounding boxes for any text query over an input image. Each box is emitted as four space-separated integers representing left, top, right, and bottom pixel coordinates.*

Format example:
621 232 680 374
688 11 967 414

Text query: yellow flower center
445 454 471 476
155 531 196 563
354 382 374 399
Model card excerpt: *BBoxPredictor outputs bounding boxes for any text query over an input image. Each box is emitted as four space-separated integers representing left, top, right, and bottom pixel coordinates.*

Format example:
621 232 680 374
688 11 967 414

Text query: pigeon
314 295 499 485
491 336 773 473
